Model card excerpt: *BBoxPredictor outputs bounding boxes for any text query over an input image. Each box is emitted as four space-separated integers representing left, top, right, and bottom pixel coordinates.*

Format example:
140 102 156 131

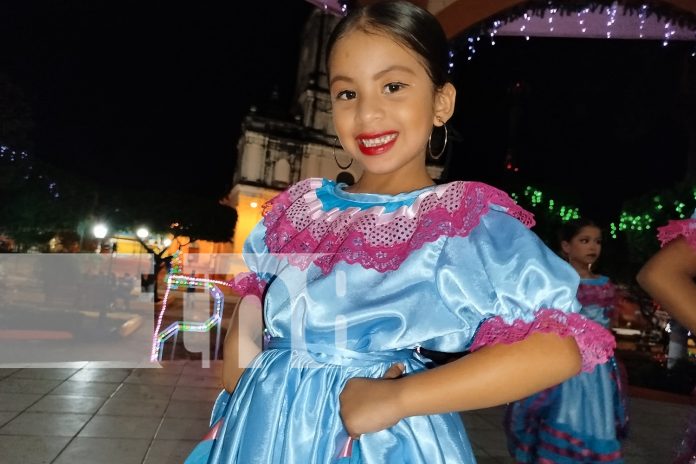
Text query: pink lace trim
262 178 535 274
469 308 615 372
229 272 266 299
577 281 616 308
657 219 696 251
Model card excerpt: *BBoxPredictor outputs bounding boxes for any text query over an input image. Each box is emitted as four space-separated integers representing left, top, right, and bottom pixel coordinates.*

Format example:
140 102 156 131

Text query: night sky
448 35 693 223
1 1 693 223
0 0 313 198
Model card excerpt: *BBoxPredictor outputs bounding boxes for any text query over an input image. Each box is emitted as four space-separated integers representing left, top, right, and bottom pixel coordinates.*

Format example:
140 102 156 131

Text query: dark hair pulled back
559 218 600 244
326 0 450 89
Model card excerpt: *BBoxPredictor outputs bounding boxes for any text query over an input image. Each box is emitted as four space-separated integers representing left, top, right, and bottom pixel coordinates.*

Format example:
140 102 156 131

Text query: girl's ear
433 82 456 126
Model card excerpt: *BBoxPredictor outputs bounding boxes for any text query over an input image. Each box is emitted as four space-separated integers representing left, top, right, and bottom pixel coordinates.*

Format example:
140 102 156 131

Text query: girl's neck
346 171 435 196
570 260 597 279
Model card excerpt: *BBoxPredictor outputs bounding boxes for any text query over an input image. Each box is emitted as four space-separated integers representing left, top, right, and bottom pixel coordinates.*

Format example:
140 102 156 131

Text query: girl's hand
339 363 405 439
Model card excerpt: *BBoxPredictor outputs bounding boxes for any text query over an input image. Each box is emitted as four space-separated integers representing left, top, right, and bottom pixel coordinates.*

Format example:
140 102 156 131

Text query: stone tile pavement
0 361 689 463
0 361 220 464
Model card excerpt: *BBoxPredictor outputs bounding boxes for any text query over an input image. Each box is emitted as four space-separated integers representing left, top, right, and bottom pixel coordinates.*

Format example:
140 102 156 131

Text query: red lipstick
356 131 398 156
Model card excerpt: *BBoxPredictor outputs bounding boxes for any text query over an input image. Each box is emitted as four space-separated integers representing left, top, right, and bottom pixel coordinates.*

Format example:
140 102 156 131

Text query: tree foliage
1 157 237 251
619 178 696 264
0 152 91 250
97 188 237 243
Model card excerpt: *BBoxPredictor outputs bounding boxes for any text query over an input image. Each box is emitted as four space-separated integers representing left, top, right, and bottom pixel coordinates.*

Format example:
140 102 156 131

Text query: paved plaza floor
0 361 690 463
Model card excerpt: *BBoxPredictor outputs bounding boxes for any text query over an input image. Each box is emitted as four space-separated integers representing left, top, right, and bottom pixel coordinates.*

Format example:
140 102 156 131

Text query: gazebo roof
434 0 696 39
353 0 696 39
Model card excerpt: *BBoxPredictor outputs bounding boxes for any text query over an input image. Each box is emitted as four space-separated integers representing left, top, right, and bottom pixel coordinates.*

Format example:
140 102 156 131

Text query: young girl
185 2 615 462
506 219 628 463
641 210 696 369
638 209 696 333
638 209 696 464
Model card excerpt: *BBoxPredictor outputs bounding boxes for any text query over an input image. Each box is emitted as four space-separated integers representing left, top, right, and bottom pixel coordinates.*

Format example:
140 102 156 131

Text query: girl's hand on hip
339 363 405 439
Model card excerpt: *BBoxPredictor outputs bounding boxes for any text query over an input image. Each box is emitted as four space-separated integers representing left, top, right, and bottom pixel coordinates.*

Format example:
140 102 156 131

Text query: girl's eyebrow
373 65 417 79
330 74 353 87
330 65 417 87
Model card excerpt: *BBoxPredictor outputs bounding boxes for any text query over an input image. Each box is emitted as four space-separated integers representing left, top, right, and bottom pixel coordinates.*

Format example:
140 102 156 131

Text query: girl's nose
355 96 384 124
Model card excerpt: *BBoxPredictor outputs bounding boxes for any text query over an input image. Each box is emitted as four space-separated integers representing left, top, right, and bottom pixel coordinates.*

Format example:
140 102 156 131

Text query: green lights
617 212 654 235
615 186 694 239
512 184 694 238
518 185 579 223
610 222 618 239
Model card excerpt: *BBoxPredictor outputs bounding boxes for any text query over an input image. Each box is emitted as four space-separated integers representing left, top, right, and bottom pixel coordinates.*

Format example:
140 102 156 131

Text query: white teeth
359 133 397 147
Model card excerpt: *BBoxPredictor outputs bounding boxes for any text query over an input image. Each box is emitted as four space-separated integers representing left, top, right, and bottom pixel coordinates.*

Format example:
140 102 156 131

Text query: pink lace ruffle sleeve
657 218 696 251
469 308 616 373
228 271 267 299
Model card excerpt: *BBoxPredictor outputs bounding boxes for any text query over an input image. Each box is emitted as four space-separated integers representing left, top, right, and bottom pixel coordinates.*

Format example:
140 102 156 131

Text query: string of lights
454 2 696 63
611 188 696 238
511 183 696 240
511 186 582 222
151 274 234 362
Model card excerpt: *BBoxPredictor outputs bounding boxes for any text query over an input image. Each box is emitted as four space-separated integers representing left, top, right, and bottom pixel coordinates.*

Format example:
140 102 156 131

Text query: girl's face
562 226 603 269
328 29 454 182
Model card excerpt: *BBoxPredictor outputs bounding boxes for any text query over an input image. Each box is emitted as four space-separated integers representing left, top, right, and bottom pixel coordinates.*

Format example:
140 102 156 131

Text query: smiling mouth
356 132 398 155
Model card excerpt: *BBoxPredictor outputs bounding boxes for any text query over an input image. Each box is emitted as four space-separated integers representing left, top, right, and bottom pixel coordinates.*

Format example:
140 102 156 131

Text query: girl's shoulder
259 178 534 273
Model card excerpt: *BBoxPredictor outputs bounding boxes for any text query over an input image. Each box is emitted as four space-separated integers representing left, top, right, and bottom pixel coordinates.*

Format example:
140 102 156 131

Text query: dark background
447 36 692 224
1 1 693 224
0 0 314 198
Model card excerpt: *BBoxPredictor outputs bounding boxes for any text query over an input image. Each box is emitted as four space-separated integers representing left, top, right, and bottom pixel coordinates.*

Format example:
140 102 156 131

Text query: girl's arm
340 332 580 437
221 295 264 393
637 237 696 333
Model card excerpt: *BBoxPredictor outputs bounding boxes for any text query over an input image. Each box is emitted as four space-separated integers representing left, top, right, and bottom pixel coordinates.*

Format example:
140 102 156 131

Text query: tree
179 201 238 243
136 237 183 303
100 189 237 300
619 180 696 264
0 152 91 251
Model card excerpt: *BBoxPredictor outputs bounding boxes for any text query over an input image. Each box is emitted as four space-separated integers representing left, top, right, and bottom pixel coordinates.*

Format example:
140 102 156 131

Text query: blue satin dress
184 178 591 464
506 275 627 463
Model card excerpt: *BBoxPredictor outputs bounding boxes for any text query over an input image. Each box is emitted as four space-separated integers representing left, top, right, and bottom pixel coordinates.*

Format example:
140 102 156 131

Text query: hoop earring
428 119 448 160
332 138 353 170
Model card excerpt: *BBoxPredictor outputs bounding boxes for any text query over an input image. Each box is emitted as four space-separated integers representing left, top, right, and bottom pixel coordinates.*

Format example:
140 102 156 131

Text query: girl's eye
336 90 356 101
384 82 407 94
